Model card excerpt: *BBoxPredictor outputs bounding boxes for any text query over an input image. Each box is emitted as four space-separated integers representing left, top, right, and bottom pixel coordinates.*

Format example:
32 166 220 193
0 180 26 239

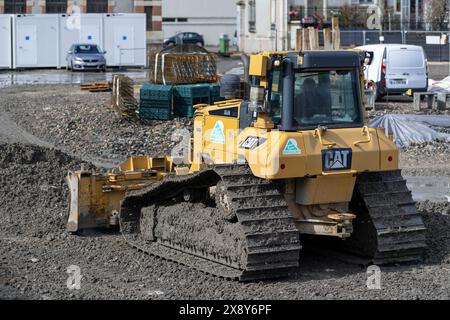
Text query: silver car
66 44 107 72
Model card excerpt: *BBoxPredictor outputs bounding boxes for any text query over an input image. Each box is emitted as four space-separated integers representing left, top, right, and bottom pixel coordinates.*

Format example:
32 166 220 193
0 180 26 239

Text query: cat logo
322 148 352 171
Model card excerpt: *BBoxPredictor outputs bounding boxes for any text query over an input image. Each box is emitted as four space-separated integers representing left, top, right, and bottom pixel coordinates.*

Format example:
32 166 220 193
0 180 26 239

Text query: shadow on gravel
76 228 119 238
278 205 450 283
379 95 414 103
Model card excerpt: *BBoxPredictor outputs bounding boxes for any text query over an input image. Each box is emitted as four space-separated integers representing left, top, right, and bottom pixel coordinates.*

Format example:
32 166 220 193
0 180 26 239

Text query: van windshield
388 50 423 68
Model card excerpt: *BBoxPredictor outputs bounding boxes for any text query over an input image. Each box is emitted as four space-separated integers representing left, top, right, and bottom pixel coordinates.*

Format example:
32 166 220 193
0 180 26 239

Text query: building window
248 0 256 33
145 6 153 31
4 0 26 13
162 17 189 23
86 0 108 13
395 0 401 13
46 0 68 13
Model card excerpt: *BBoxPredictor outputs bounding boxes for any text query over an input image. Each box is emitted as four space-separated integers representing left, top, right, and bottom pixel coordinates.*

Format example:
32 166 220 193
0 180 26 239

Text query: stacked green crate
139 84 173 120
174 84 211 118
209 83 224 103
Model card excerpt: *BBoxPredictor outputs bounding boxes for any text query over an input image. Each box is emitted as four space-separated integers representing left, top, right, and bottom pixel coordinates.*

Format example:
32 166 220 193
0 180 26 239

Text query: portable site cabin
103 13 147 67
1 13 146 69
13 14 59 68
0 15 13 69
58 14 104 68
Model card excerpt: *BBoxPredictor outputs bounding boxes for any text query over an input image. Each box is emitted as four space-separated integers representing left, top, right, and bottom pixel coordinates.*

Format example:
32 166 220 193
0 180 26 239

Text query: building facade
289 0 432 30
162 0 236 46
237 0 290 53
238 0 437 53
0 0 163 43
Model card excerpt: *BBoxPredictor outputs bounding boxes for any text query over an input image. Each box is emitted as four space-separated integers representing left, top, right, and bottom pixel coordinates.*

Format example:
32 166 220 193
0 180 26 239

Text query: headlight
75 57 83 62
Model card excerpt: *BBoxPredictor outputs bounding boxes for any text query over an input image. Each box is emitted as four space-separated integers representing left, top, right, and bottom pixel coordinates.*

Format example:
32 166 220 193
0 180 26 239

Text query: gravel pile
0 85 192 165
0 143 91 237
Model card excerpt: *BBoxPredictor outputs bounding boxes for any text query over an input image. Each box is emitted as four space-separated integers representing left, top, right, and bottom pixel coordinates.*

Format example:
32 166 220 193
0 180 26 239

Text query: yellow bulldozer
67 50 426 281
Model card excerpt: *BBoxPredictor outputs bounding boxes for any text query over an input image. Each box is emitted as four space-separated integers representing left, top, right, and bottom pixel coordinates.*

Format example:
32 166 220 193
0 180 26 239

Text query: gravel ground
0 144 449 300
0 83 449 300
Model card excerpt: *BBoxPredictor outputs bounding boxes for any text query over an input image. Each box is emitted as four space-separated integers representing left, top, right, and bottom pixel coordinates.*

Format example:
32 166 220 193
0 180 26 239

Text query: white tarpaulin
428 76 450 93
369 114 450 147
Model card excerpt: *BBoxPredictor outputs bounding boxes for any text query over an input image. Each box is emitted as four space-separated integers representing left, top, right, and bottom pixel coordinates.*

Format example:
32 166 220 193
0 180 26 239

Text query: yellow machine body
67 50 399 238
67 156 174 232
191 102 398 180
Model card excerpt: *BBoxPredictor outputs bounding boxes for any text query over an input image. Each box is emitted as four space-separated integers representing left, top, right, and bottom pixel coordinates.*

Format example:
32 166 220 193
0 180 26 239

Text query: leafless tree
428 0 448 30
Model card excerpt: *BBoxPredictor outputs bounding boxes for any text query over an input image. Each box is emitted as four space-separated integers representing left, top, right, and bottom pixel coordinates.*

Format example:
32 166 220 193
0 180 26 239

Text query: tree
428 0 448 30
337 4 363 29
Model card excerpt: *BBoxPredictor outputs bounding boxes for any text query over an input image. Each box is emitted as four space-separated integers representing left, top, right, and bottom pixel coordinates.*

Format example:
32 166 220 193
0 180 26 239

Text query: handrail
314 127 336 148
322 170 357 176
354 126 371 146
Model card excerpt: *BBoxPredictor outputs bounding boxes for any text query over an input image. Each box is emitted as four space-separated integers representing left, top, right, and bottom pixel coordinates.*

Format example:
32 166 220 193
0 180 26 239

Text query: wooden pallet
80 81 112 92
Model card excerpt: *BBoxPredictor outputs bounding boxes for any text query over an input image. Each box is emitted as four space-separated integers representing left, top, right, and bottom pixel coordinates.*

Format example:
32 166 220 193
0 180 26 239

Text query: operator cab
261 51 369 131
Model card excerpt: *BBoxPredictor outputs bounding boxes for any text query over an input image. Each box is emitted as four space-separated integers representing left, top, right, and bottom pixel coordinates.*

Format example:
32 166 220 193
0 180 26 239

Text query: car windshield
75 45 100 54
270 69 362 128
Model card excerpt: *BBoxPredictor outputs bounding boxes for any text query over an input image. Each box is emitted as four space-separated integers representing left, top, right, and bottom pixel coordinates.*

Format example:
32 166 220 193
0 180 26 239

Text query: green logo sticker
283 139 301 155
210 121 225 144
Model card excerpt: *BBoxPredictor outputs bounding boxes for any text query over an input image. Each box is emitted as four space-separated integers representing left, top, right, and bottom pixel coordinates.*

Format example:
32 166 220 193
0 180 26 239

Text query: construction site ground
0 61 449 300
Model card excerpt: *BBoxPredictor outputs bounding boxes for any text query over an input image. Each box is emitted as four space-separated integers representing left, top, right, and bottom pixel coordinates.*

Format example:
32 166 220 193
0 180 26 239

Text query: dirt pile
0 143 85 237
0 85 192 164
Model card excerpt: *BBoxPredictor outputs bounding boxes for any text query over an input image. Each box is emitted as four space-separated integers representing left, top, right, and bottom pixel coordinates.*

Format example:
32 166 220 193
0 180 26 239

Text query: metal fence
316 30 450 62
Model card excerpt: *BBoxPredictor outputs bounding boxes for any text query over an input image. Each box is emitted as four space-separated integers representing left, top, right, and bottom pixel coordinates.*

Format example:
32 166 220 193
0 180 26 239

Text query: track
119 167 426 281
343 170 427 264
119 164 302 281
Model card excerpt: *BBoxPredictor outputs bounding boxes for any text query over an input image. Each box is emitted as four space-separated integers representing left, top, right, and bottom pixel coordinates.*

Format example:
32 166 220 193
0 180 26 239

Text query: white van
356 44 428 99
